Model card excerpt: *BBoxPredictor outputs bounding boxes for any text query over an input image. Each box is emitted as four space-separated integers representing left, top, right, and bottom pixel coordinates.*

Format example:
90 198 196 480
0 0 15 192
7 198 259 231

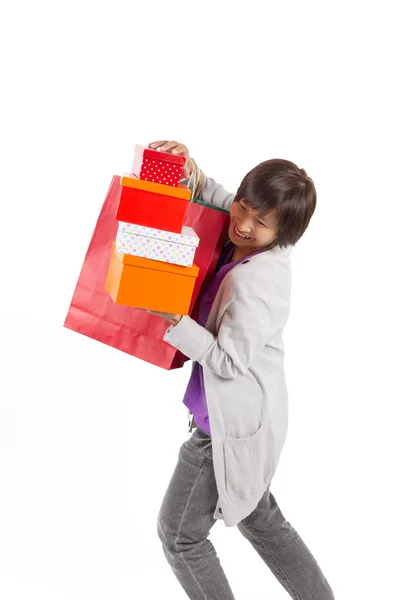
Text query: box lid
121 173 191 201
113 241 199 276
119 222 199 247
135 144 187 166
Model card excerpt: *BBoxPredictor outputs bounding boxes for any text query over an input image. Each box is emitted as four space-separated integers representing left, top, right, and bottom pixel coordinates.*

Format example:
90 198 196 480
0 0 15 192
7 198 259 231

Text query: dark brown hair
234 158 317 249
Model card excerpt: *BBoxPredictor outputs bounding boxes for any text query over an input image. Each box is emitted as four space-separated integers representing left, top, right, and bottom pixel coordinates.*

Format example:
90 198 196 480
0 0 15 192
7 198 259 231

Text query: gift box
105 241 199 315
131 144 186 187
64 174 230 370
116 222 200 267
116 173 191 233
120 173 190 199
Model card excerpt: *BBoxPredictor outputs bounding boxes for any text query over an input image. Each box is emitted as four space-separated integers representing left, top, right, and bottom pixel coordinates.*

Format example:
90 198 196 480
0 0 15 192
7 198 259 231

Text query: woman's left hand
138 308 182 326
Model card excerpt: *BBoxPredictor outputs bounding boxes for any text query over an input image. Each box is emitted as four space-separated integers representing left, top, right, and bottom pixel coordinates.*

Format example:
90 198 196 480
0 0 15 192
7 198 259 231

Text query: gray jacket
163 171 293 527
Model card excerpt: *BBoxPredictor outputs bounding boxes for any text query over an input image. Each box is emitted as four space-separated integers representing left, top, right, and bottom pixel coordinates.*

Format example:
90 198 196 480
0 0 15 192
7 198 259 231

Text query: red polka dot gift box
131 144 187 187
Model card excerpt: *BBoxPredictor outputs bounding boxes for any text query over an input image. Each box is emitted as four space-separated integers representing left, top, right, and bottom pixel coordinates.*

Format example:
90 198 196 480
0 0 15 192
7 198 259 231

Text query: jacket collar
242 243 293 263
269 244 293 257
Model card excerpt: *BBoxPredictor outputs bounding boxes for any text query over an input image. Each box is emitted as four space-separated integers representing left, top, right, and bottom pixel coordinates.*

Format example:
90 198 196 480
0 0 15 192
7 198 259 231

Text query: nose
236 218 252 234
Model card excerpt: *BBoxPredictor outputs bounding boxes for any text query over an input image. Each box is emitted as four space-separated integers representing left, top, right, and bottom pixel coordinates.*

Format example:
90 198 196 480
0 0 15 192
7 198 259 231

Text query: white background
1 1 399 598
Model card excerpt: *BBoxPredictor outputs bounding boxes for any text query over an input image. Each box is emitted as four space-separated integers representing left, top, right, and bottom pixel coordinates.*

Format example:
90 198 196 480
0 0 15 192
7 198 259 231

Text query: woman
145 140 335 600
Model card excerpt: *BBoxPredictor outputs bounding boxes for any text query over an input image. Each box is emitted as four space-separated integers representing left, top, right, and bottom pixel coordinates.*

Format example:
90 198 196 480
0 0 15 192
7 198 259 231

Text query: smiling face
229 198 279 257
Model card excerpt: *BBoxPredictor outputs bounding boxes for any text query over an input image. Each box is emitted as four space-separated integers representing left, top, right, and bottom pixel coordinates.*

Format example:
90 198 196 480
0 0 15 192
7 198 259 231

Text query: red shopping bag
63 175 230 370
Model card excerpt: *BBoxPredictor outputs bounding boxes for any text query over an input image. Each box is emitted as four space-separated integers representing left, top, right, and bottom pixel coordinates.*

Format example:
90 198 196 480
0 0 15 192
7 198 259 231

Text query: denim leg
237 486 335 600
157 428 236 600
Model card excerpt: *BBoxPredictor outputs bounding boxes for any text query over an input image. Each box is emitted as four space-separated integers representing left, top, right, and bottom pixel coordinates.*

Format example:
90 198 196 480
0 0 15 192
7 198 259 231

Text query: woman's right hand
146 140 193 179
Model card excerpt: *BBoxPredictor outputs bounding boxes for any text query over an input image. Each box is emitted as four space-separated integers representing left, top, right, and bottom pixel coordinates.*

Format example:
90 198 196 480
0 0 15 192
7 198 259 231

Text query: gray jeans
157 425 335 599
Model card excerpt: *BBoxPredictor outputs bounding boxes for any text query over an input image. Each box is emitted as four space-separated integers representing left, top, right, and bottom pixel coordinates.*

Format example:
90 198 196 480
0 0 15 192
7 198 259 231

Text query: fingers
169 143 189 155
147 140 188 156
146 140 192 179
147 140 169 149
149 140 185 154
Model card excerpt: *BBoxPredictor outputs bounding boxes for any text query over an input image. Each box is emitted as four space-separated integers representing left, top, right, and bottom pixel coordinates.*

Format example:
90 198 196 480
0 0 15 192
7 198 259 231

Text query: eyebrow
240 201 269 226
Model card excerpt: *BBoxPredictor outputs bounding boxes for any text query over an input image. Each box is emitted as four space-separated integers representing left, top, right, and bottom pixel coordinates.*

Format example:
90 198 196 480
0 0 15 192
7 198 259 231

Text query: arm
146 141 235 210
163 284 289 379
181 159 236 212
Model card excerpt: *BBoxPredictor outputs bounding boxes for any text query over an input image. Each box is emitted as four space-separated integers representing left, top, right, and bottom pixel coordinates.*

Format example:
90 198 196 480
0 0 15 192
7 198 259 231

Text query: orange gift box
105 241 199 315
120 173 191 200
116 173 191 233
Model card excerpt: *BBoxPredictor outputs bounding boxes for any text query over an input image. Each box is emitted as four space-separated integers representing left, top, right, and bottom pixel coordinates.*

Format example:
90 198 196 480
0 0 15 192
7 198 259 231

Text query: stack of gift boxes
105 144 200 315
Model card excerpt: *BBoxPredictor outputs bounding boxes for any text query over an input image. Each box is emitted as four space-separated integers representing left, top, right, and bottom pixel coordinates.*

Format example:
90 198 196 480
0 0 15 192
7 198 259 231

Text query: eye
239 202 266 226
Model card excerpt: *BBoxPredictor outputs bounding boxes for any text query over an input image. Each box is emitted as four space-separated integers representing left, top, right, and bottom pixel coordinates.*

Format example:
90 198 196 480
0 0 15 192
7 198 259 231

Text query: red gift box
116 174 191 233
131 144 186 187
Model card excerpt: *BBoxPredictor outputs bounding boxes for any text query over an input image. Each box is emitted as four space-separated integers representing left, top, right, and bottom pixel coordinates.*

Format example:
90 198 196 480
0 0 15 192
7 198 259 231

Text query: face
229 198 279 255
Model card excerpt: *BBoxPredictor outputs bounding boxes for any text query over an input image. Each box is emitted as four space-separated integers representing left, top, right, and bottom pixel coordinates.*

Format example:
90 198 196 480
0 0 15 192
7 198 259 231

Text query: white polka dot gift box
116 221 200 268
131 144 187 187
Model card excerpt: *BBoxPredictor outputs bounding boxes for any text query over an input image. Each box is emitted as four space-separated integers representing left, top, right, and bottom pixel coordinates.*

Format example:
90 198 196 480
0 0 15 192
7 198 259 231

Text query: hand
147 310 182 326
137 307 182 326
146 140 192 179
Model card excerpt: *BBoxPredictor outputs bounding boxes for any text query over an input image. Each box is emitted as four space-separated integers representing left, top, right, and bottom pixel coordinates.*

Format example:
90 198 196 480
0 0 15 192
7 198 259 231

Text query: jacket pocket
222 422 266 499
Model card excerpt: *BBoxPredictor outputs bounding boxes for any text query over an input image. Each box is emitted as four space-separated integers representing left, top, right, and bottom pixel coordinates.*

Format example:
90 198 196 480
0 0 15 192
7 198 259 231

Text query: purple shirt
182 236 268 436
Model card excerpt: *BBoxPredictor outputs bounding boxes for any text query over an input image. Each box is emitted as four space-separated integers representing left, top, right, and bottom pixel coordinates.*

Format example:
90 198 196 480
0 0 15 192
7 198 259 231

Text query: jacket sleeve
163 289 289 379
180 162 236 212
